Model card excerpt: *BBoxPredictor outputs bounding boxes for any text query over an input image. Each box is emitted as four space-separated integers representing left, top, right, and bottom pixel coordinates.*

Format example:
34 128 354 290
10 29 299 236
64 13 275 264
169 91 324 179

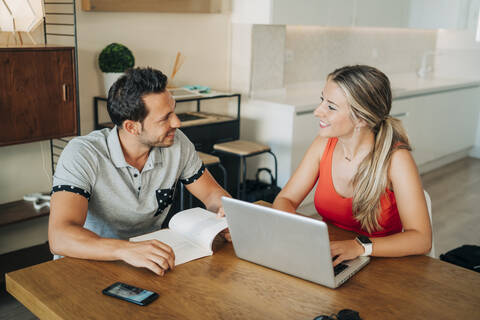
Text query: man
49 67 231 276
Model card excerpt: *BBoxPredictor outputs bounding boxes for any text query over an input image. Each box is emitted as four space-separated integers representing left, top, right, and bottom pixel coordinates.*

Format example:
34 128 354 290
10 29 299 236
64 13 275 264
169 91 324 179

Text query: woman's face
314 79 357 138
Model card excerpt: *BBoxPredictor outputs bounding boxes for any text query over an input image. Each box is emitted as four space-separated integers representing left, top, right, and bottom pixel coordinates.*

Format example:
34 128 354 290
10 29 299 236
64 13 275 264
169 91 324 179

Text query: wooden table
6 209 480 319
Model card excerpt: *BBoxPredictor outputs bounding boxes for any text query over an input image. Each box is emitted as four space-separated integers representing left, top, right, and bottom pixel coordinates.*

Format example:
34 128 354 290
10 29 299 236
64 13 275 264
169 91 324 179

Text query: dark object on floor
0 242 52 290
440 245 480 273
314 308 362 320
244 168 281 203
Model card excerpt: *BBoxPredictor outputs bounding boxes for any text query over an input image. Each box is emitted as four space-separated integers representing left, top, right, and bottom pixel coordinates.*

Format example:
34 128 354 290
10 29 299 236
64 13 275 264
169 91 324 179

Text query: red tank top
314 138 403 237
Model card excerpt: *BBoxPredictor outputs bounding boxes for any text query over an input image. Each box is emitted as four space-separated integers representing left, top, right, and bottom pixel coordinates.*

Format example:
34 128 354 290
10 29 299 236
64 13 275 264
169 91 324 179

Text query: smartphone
102 282 158 306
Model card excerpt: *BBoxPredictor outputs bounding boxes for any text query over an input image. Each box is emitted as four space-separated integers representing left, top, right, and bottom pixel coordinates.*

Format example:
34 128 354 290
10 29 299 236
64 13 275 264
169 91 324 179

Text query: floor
1 157 479 319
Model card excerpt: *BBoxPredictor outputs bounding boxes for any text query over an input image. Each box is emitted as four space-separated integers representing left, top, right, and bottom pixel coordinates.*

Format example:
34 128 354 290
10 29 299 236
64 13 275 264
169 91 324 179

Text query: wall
0 1 232 253
284 26 437 85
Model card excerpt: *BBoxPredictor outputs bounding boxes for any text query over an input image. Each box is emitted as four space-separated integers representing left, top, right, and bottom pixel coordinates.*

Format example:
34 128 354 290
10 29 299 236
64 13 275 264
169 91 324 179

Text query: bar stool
179 151 228 210
213 140 278 200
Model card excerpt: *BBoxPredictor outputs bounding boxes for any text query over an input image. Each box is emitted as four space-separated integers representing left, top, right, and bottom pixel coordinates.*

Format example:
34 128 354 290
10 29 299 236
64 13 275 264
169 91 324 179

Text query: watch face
358 235 372 244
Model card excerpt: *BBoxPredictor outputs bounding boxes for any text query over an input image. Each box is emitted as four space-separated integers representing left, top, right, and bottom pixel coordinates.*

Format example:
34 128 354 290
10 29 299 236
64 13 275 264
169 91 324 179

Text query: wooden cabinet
0 46 78 146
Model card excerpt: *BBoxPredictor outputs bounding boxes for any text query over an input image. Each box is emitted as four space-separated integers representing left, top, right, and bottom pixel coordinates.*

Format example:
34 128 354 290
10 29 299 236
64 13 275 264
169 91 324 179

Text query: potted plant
98 43 135 96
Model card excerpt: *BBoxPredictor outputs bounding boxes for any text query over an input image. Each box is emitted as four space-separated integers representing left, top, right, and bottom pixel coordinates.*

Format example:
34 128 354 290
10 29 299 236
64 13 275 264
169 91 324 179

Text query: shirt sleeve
176 130 204 185
52 138 98 200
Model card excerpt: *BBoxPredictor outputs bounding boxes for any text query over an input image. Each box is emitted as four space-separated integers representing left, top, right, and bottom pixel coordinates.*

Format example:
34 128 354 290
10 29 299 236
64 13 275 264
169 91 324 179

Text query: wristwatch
355 235 372 257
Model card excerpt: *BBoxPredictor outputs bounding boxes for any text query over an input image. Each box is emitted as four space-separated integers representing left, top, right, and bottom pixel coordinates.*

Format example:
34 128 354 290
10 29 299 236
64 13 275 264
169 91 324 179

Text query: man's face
137 91 181 148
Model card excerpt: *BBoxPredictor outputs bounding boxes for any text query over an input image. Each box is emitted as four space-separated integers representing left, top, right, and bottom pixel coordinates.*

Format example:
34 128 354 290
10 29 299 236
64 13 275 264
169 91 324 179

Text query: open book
130 208 228 266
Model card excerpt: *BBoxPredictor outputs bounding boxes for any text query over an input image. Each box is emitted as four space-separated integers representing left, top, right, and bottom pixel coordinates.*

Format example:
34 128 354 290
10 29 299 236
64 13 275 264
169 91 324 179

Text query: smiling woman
273 65 432 267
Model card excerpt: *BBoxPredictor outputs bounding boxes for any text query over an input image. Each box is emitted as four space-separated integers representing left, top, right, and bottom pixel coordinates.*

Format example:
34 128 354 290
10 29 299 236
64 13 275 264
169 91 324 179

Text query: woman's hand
330 239 365 266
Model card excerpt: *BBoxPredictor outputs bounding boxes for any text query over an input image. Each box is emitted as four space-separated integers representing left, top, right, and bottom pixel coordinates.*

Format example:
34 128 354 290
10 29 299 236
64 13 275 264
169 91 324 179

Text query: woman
272 65 432 266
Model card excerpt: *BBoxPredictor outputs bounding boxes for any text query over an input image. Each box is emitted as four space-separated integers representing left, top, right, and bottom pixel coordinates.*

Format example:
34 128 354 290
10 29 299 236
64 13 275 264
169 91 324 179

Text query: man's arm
185 169 231 214
48 191 175 275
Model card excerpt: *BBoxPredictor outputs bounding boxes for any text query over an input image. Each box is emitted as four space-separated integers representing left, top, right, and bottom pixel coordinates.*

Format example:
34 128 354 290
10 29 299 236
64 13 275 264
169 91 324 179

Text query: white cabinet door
408 0 473 29
233 0 355 26
233 0 473 29
292 107 320 173
392 87 480 166
292 107 321 205
354 0 410 28
272 0 355 26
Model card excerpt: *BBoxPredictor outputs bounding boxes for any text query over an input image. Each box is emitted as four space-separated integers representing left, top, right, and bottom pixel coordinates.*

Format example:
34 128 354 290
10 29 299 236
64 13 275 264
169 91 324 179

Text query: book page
169 207 228 252
129 229 211 266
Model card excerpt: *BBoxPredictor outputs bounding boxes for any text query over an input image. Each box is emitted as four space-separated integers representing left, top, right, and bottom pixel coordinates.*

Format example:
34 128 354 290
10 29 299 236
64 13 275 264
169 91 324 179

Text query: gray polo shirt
52 127 204 240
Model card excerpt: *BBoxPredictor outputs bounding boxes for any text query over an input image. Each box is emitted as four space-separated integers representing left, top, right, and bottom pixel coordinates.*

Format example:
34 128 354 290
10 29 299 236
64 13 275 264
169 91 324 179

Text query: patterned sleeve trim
180 164 205 185
51 185 91 200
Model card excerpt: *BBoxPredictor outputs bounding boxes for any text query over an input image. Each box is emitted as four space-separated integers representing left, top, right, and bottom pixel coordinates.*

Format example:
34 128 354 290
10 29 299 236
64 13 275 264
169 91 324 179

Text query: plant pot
103 72 124 97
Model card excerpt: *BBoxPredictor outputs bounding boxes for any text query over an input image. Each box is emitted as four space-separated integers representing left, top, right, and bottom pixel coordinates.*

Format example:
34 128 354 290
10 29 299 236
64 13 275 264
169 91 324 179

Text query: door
0 47 78 146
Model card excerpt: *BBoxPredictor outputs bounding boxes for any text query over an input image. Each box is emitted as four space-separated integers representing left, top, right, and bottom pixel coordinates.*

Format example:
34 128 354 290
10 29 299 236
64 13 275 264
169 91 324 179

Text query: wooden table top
6 209 480 319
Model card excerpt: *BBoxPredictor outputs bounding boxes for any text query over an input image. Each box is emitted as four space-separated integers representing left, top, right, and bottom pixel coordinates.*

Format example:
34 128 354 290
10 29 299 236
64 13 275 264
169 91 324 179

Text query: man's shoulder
64 128 110 156
170 129 193 150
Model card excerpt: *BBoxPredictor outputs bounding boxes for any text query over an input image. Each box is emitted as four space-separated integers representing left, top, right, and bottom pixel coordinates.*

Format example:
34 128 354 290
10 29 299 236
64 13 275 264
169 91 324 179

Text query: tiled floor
1 157 479 319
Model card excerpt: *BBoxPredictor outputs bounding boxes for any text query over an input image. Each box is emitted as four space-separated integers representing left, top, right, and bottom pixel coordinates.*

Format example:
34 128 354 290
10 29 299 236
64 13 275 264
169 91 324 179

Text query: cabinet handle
391 112 408 118
62 84 68 102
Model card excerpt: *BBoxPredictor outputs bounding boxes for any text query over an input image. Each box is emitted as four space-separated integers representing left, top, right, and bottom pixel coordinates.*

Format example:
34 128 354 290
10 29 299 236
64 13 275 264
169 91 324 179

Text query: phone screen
103 282 158 305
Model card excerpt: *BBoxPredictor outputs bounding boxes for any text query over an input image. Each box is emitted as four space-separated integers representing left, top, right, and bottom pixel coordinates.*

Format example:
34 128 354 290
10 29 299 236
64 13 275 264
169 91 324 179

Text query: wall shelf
81 0 223 13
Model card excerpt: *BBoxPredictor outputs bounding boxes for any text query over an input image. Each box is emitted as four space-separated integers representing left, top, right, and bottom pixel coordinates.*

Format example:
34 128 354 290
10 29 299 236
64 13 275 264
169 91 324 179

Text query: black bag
439 245 480 273
243 168 281 203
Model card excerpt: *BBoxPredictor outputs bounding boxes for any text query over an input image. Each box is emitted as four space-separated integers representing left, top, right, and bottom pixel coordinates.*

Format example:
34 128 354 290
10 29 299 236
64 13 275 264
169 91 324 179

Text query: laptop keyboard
334 262 348 276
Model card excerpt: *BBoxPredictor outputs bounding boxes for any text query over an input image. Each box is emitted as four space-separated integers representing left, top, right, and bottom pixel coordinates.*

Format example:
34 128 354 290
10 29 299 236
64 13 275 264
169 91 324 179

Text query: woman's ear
354 118 369 130
123 120 141 136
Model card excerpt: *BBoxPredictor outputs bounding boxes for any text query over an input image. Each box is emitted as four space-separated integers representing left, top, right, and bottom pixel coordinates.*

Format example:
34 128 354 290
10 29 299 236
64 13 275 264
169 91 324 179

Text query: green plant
98 43 135 73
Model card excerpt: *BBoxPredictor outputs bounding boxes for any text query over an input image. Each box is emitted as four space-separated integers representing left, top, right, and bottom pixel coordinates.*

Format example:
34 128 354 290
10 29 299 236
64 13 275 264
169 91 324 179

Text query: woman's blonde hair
328 65 411 233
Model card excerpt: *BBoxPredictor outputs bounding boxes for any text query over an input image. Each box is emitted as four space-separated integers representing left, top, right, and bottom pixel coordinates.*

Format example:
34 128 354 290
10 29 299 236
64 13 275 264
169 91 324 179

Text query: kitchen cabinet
354 0 410 28
0 46 78 146
232 0 354 27
233 0 475 30
407 0 474 30
391 86 480 168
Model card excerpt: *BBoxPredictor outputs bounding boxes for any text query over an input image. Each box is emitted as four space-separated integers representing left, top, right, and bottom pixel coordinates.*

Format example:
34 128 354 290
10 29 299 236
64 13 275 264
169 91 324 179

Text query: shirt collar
107 126 130 168
107 126 163 169
143 146 162 171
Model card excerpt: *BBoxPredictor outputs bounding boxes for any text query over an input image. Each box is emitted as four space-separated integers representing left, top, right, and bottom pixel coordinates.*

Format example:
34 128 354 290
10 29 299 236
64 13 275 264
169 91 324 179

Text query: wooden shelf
0 200 49 227
82 0 223 13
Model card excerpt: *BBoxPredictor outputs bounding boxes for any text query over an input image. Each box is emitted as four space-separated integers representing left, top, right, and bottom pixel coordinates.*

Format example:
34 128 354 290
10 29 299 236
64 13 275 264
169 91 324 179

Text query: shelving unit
94 92 242 152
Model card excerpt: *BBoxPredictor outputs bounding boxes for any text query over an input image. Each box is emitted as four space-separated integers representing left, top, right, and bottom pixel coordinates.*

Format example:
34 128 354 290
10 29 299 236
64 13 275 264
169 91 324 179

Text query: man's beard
139 130 175 148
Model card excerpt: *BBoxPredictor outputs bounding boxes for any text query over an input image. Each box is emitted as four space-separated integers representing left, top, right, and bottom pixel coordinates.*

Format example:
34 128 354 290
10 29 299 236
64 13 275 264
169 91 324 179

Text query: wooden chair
213 140 278 200
424 190 436 258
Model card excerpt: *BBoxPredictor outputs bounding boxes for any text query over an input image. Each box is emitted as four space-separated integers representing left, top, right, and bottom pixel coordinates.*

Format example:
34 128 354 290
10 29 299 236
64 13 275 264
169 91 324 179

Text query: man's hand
116 240 175 275
216 207 226 217
216 207 232 242
219 228 232 242
330 239 364 267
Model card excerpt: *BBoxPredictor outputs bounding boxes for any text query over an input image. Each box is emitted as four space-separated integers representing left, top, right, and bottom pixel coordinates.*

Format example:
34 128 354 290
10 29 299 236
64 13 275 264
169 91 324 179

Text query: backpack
244 168 281 203
439 245 480 273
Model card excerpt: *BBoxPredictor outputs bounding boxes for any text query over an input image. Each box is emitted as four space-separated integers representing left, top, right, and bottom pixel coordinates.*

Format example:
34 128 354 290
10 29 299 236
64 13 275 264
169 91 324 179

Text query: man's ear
122 120 141 136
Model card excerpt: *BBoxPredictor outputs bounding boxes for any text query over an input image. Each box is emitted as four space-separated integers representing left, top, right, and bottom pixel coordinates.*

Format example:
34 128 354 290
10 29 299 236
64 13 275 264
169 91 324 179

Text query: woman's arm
331 149 432 266
370 148 432 256
272 136 328 213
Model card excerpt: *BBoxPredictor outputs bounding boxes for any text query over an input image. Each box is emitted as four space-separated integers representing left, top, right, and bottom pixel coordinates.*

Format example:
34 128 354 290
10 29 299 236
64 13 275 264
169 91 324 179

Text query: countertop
250 73 480 113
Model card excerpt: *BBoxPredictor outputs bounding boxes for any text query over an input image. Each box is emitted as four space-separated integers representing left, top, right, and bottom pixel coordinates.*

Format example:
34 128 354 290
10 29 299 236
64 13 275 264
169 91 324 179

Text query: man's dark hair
107 67 168 127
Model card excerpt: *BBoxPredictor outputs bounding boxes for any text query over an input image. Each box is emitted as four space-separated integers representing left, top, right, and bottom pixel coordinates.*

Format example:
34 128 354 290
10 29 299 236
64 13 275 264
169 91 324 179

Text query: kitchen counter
250 73 480 113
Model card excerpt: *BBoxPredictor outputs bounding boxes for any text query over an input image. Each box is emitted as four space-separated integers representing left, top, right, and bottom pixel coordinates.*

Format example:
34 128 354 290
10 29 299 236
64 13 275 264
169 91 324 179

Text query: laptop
221 197 370 288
